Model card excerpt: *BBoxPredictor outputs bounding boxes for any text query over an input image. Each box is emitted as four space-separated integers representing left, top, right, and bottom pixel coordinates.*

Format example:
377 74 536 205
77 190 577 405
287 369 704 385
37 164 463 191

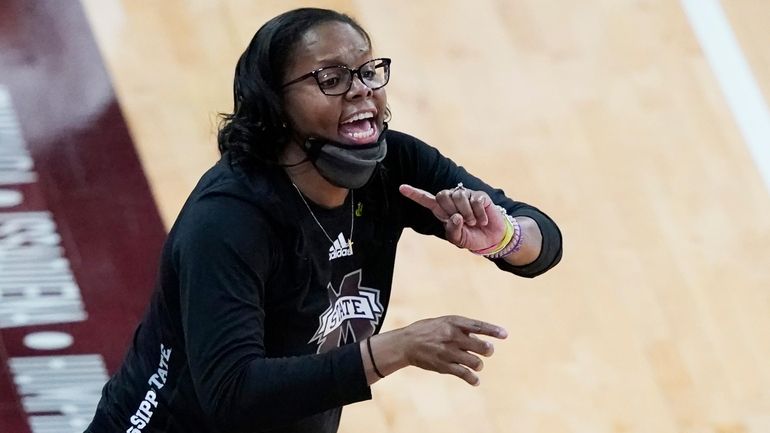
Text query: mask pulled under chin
302 123 388 189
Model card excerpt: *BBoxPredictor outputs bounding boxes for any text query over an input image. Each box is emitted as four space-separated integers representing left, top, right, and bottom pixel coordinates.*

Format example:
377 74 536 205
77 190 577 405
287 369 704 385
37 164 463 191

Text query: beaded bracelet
488 215 524 259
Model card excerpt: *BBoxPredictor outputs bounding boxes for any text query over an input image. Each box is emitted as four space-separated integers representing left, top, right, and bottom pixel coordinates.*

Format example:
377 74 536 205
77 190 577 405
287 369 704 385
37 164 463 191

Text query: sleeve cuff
492 208 563 278
331 342 372 405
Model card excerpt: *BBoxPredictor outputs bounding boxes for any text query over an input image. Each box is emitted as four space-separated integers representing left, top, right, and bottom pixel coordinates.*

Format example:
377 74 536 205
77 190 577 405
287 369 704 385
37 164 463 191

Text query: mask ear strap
302 137 326 161
278 136 322 167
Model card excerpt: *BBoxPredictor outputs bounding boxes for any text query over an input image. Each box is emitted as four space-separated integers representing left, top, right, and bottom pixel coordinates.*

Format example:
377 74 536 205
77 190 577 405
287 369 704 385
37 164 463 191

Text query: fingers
449 350 485 372
435 185 493 228
469 193 490 226
437 188 476 227
444 213 465 246
439 343 488 386
453 316 509 339
461 333 496 357
403 315 507 387
445 363 481 386
450 189 476 226
399 184 450 221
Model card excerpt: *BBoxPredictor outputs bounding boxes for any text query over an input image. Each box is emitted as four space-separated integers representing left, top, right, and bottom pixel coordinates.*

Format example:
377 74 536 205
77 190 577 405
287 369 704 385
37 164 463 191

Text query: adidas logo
329 232 353 261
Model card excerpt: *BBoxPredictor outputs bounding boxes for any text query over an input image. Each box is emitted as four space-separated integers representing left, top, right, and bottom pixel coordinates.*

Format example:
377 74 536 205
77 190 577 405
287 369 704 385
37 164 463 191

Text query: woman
86 7 562 433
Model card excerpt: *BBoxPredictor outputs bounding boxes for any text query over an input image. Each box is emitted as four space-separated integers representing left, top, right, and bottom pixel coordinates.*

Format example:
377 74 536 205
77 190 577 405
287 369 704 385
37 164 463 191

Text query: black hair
217 8 372 164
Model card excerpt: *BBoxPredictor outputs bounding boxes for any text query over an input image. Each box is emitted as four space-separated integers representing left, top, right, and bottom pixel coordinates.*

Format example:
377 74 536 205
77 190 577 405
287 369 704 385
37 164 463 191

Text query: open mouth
338 112 378 144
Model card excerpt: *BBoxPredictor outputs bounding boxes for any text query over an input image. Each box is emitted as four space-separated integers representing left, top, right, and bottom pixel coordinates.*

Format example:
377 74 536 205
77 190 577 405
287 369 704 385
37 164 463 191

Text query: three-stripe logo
328 232 353 260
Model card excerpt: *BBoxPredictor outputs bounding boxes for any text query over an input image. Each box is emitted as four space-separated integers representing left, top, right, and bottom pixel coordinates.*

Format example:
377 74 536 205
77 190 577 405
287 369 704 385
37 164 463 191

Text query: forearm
493 208 562 278
198 345 371 431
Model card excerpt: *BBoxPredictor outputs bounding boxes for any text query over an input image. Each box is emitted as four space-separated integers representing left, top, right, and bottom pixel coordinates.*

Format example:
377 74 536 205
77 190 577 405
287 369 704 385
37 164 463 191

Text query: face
282 21 387 148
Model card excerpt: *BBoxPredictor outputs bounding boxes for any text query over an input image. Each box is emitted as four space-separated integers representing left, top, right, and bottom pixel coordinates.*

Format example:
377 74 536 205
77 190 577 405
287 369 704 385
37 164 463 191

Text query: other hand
399 315 507 386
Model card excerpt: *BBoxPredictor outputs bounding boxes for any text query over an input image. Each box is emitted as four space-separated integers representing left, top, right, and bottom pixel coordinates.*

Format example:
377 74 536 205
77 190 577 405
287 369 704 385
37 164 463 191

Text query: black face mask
301 123 388 189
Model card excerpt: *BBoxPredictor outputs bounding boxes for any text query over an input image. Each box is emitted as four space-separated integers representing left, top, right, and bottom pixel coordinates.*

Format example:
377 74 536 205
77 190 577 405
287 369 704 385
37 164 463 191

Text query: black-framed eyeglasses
282 58 391 96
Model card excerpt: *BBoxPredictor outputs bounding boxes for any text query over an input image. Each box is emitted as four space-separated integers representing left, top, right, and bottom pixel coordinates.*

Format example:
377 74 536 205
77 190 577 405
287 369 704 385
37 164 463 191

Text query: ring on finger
453 182 471 198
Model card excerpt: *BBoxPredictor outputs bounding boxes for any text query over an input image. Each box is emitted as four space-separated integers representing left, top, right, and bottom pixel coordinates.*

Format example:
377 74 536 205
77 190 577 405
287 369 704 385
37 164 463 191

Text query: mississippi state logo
310 269 383 353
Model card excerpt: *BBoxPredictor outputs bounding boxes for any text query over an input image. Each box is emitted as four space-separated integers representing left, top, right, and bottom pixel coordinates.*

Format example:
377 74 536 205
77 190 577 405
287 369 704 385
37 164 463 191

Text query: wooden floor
80 1 770 432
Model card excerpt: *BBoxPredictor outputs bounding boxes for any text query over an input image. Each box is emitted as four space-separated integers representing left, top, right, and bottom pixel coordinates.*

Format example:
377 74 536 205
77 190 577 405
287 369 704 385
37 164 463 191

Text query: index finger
452 316 508 339
399 184 450 220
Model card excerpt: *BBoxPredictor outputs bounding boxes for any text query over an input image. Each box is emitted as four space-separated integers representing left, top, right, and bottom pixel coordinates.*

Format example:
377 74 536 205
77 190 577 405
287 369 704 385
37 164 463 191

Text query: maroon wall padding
0 1 167 431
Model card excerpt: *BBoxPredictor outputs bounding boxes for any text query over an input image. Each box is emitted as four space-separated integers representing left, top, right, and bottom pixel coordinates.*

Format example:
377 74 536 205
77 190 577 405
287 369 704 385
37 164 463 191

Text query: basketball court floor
1 1 769 432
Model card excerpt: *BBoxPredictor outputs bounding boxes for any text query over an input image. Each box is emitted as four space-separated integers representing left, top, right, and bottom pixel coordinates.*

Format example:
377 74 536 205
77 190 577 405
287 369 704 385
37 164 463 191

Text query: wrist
499 216 540 265
378 329 410 371
362 331 409 384
472 206 518 257
487 215 524 259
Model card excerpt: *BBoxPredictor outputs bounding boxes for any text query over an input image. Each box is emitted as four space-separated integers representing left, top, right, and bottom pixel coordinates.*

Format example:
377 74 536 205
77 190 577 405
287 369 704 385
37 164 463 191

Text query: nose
345 73 373 99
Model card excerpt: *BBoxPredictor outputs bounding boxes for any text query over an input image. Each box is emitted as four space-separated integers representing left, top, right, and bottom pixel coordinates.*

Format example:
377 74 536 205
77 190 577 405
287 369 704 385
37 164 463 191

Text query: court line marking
681 0 770 195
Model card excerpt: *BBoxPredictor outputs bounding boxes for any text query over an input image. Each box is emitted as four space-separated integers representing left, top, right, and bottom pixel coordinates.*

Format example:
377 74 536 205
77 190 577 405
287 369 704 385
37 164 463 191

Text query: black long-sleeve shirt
86 130 562 433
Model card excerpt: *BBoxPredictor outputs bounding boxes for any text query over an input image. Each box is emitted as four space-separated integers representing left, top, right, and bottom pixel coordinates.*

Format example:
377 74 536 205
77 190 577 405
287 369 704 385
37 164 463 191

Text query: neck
281 142 348 208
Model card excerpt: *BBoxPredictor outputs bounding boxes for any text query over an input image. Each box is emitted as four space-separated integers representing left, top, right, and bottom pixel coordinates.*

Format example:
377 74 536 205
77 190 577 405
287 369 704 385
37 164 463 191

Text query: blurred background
1 1 769 432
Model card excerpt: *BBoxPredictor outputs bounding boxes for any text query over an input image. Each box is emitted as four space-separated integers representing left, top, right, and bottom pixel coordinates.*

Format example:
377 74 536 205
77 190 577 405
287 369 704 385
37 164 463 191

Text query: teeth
342 112 374 124
345 123 375 139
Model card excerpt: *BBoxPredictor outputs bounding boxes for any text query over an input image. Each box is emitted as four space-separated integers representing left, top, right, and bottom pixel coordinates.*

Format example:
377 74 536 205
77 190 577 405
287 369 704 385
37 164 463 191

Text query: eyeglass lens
316 59 390 95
